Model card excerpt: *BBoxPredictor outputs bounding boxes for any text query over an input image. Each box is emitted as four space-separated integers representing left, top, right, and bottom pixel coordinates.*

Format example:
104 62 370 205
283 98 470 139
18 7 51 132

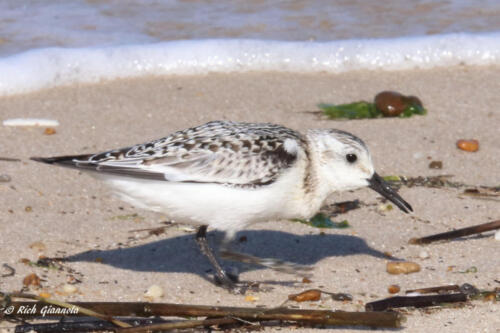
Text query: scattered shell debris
144 284 164 299
419 251 430 259
62 284 78 294
3 118 60 127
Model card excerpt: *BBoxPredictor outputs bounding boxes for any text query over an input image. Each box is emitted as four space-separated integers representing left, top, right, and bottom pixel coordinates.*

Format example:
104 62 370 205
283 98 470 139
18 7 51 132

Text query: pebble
44 127 56 135
419 250 430 259
0 174 11 183
29 241 47 252
386 261 421 275
144 284 164 299
39 292 52 298
428 161 443 169
245 295 259 302
388 285 400 294
374 91 407 117
288 289 322 302
23 273 41 287
456 139 479 152
62 284 78 294
495 230 500 241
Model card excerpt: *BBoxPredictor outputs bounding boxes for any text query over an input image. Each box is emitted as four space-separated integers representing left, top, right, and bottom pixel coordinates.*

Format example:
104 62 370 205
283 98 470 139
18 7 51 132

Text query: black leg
195 225 240 292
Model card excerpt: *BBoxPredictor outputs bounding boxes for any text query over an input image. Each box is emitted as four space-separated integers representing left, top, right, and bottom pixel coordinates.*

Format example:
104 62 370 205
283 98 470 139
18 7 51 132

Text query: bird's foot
215 276 272 294
220 249 313 278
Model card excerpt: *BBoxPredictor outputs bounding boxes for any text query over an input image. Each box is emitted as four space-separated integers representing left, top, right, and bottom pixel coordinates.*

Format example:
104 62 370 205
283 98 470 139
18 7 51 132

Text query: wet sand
0 66 499 332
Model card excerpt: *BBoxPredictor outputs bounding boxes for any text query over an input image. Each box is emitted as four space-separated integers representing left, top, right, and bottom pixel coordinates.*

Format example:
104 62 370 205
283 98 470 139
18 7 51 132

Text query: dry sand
0 66 499 332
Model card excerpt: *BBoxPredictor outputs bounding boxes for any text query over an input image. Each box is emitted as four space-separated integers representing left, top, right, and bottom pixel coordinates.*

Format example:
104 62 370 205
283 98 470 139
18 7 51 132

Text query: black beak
368 172 413 213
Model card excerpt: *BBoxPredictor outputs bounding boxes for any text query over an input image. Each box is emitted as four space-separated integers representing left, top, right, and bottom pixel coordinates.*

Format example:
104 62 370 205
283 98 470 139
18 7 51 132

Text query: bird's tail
30 154 95 170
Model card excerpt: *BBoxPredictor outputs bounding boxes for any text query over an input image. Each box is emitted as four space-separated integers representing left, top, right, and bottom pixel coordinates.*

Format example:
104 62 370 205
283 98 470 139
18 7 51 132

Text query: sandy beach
0 66 499 332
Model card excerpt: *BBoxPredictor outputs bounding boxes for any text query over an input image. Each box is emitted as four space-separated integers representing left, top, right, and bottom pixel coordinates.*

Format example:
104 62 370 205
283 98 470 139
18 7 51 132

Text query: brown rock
428 161 443 169
44 128 56 135
388 284 401 294
23 273 41 287
374 91 407 117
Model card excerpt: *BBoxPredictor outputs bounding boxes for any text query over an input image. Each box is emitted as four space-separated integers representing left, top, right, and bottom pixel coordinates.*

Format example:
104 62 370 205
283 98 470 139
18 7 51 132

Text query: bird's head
307 129 412 213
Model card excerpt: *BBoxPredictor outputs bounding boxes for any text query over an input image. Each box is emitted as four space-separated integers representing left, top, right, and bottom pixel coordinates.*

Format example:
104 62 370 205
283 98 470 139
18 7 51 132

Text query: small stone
494 230 500 241
44 127 56 135
302 277 312 283
419 250 430 259
428 161 443 169
386 261 421 275
0 174 11 183
29 241 46 252
388 285 400 294
288 289 322 302
62 284 78 294
456 139 479 152
374 91 407 117
144 285 164 299
245 295 259 302
39 292 52 298
24 206 33 212
23 273 41 287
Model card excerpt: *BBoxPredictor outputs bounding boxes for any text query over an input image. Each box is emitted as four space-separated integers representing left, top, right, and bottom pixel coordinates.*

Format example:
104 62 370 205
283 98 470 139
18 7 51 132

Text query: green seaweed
318 100 426 120
400 103 427 117
318 102 379 119
292 213 350 229
382 175 402 182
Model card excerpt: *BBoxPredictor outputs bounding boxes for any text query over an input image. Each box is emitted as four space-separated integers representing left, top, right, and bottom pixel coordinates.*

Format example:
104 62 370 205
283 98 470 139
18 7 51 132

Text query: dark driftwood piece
5 301 404 329
409 220 500 244
365 293 467 311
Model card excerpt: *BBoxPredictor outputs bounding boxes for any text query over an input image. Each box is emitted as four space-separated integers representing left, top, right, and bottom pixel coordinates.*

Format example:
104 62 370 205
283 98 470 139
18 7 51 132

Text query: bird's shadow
65 230 395 282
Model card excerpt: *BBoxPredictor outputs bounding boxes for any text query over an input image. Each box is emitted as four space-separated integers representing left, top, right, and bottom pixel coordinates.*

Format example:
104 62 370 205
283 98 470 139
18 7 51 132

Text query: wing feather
34 121 305 187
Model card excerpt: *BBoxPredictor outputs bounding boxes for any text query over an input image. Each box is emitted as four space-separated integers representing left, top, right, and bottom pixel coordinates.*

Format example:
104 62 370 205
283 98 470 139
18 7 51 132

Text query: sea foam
1 32 499 96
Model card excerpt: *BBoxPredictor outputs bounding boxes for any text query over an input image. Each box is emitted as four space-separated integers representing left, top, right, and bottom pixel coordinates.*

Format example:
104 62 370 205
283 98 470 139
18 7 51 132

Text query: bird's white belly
99 169 317 235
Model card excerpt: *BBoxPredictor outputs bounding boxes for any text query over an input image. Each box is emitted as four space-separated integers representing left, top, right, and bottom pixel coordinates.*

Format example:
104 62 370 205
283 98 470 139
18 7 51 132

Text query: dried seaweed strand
409 220 500 244
3 300 404 328
3 292 131 328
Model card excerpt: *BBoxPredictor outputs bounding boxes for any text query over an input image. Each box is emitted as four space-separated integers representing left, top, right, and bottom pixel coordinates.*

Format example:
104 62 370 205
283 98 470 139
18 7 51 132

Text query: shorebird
32 120 412 291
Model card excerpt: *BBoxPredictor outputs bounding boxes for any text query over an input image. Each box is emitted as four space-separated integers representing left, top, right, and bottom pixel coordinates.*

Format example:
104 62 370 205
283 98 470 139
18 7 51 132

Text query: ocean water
1 0 499 96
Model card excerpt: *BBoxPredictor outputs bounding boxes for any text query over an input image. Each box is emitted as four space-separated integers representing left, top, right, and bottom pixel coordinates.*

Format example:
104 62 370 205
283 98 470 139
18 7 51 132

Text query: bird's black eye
346 153 357 163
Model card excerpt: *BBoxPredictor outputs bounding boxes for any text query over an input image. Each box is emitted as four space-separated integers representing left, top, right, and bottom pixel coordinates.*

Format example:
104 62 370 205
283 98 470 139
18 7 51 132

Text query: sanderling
32 120 412 291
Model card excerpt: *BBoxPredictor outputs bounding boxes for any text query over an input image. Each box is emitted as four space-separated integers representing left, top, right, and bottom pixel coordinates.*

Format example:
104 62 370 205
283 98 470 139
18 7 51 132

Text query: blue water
0 0 499 96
